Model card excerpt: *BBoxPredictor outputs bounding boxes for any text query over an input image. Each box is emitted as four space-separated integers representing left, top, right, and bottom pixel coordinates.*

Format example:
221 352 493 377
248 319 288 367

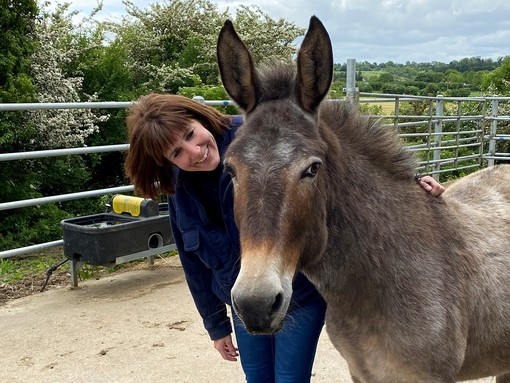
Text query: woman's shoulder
217 115 244 154
227 115 244 133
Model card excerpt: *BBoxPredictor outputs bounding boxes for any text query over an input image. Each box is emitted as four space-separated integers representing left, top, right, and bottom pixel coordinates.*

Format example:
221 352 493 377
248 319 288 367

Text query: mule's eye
224 163 236 178
302 161 321 178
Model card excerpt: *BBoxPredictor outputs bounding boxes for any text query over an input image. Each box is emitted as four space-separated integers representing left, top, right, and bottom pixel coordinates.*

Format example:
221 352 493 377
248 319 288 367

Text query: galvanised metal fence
356 93 510 176
1 95 509 260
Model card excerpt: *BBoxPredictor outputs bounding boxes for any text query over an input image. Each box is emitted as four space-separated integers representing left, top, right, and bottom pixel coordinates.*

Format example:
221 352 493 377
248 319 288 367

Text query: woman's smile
195 146 209 164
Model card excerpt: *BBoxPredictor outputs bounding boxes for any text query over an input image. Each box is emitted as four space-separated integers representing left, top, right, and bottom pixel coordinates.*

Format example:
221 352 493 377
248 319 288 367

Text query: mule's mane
320 101 418 180
255 62 417 180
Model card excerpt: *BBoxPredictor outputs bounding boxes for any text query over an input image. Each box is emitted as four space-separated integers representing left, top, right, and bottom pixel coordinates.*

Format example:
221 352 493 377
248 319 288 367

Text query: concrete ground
0 257 494 383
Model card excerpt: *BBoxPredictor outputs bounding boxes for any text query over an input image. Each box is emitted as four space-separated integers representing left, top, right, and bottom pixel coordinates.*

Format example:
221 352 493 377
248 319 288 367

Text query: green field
359 96 396 115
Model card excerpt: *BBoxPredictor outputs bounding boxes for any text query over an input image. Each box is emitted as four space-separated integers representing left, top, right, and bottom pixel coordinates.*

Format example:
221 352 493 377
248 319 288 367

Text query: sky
63 0 510 64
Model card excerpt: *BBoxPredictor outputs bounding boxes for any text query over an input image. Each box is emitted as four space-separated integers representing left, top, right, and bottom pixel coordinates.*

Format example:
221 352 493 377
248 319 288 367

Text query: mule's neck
304 125 452 292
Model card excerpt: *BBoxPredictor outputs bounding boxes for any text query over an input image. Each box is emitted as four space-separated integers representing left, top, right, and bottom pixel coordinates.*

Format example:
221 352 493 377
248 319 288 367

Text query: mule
216 15 510 383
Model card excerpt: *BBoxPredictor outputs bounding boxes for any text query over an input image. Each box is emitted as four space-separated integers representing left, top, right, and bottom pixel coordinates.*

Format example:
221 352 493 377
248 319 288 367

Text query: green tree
0 0 37 102
371 72 395 92
110 0 228 93
78 35 133 190
110 0 304 94
229 5 304 64
0 0 38 191
381 82 407 94
0 0 58 251
0 1 116 250
445 69 464 89
463 71 484 92
0 0 38 147
481 56 510 95
378 72 395 83
480 57 510 158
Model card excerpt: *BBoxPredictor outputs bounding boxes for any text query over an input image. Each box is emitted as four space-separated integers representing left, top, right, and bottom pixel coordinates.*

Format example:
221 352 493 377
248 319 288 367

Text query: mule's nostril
271 292 284 313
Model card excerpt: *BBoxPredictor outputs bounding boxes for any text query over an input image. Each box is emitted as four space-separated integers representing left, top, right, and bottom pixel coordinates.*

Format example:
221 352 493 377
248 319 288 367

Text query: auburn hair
124 94 232 199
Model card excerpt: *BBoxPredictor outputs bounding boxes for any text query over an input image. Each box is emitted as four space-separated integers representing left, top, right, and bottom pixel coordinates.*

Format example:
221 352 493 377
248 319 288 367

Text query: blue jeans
232 297 326 383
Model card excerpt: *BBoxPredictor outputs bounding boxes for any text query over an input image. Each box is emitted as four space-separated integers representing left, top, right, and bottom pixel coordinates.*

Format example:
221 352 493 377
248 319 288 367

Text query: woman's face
166 120 221 172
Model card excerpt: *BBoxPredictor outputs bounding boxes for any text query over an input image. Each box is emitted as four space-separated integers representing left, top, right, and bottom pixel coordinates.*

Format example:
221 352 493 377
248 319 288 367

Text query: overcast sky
65 0 510 64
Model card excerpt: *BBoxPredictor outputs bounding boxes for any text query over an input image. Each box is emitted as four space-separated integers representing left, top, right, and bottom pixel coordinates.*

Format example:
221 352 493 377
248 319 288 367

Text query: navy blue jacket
169 115 323 340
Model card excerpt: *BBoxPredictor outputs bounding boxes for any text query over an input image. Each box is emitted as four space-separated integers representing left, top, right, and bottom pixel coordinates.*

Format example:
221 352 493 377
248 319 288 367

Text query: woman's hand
213 335 239 362
418 175 446 196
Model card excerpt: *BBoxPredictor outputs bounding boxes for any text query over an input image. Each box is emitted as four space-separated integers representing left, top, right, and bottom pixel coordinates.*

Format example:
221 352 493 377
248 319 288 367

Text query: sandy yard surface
0 256 494 383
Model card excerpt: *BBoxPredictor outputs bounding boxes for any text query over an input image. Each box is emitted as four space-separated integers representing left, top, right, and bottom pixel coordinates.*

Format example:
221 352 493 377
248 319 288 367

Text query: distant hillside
332 56 506 97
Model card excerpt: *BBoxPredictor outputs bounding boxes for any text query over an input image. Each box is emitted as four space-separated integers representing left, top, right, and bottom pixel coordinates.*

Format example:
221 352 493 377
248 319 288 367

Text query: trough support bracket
69 260 84 288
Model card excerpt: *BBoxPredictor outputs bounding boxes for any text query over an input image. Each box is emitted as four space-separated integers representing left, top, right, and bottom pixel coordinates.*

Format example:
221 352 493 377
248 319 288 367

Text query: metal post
433 95 444 179
345 59 358 103
488 99 498 167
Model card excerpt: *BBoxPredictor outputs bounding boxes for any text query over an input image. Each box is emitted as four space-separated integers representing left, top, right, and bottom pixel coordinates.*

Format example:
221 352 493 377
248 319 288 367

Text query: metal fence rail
359 92 510 173
1 94 509 260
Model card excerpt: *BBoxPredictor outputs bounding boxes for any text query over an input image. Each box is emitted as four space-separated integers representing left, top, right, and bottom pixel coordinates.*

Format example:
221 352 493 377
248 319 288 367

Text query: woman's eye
173 148 182 158
185 130 194 140
302 162 321 178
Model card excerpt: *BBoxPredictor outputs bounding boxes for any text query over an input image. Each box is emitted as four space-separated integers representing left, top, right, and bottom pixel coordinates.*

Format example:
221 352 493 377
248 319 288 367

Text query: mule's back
439 164 510 379
443 164 510 259
445 164 510 204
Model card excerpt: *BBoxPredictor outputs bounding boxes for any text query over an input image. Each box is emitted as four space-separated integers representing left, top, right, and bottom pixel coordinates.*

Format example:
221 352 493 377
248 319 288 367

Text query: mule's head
217 16 333 334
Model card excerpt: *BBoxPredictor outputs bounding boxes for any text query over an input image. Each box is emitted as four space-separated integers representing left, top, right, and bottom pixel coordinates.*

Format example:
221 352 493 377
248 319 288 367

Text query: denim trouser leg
233 297 326 383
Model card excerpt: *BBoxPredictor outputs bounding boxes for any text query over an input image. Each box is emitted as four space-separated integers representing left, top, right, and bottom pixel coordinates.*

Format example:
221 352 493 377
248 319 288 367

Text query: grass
0 247 178 285
0 251 67 283
0 248 179 305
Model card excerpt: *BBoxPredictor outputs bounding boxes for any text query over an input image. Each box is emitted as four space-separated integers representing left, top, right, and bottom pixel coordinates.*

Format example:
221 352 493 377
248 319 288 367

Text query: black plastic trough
60 210 174 266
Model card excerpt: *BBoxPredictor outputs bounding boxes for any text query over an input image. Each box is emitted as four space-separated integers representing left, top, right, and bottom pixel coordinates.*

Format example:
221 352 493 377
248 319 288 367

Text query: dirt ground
0 257 494 383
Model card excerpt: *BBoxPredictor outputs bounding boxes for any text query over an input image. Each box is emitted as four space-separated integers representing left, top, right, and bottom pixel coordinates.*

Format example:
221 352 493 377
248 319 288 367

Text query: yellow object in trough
111 195 159 217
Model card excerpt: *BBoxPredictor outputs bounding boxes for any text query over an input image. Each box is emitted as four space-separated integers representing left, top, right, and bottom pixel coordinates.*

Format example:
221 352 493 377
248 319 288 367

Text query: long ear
217 20 261 113
295 16 333 113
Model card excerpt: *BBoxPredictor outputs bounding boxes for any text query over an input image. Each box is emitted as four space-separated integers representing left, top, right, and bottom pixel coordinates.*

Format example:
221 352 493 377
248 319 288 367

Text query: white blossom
30 1 109 149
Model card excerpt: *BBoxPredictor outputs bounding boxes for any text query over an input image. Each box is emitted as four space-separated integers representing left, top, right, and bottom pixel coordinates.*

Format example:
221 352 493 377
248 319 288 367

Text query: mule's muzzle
232 290 286 335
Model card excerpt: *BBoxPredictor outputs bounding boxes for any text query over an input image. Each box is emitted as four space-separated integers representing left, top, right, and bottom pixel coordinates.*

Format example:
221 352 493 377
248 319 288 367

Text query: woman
124 93 445 382
124 93 327 383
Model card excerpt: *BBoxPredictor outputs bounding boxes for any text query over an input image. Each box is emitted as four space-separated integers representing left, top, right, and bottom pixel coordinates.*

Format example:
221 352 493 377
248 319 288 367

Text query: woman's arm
168 200 233 341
